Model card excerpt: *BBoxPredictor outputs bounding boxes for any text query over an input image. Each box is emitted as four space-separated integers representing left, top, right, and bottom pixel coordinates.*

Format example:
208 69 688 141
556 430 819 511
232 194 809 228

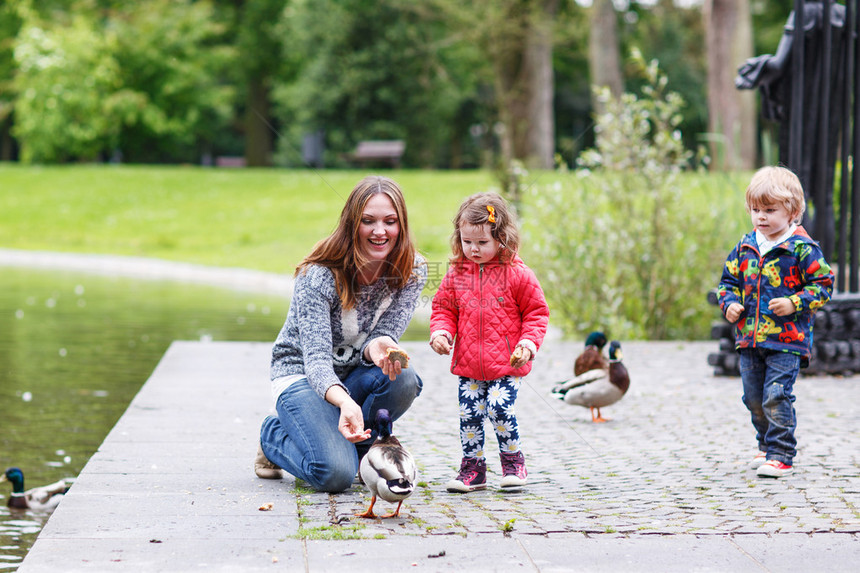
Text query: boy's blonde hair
450 191 519 263
745 166 806 224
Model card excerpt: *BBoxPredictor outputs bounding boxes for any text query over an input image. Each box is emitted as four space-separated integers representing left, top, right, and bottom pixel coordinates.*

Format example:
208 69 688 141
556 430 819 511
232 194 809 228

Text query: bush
521 53 748 340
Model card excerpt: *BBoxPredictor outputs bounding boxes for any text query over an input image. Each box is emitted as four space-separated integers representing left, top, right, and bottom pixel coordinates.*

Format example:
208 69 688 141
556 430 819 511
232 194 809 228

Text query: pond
0 266 292 570
0 262 432 569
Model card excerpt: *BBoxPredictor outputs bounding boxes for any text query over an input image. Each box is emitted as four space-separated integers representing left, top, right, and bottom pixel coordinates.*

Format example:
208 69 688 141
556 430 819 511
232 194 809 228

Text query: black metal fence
709 0 860 376
784 0 858 292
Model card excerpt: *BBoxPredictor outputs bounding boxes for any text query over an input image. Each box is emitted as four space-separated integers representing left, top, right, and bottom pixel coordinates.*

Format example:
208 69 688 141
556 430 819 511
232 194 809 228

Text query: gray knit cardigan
270 254 427 399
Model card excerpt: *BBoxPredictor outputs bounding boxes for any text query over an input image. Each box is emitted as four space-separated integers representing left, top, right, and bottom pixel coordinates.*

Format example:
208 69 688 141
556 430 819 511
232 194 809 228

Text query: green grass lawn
1 163 754 339
0 164 498 274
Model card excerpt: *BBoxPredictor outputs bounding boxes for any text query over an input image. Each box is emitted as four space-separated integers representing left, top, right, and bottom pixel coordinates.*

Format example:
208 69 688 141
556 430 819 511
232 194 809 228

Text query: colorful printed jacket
716 226 834 360
430 255 549 381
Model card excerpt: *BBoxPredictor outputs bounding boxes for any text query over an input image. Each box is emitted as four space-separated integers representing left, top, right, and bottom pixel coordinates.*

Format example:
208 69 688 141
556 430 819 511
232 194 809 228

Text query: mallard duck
550 331 608 395
1 467 69 511
554 340 629 423
356 409 417 519
574 331 608 376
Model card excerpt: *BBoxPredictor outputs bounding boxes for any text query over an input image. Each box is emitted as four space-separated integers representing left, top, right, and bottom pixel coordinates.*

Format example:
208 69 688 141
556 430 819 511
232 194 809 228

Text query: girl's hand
365 336 403 381
509 345 531 369
726 302 745 323
768 297 795 317
430 335 451 355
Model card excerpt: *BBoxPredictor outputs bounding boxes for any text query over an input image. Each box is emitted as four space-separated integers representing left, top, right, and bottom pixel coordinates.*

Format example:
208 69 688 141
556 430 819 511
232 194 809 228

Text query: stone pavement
18 339 860 572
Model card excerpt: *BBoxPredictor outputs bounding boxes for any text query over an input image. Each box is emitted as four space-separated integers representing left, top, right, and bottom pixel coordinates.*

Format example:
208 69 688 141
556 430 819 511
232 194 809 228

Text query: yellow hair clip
486 205 496 223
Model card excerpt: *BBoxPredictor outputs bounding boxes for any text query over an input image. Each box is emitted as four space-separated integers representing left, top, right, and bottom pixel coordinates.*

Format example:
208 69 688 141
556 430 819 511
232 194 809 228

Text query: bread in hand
386 347 410 368
509 346 524 366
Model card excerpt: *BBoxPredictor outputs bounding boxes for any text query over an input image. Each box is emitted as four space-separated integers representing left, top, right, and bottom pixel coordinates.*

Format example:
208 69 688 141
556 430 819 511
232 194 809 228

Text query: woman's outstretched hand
326 385 372 443
366 336 404 381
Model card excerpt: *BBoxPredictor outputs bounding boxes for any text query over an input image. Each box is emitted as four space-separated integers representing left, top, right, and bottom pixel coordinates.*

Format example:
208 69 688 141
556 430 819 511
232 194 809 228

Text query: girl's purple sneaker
499 451 528 488
446 457 487 492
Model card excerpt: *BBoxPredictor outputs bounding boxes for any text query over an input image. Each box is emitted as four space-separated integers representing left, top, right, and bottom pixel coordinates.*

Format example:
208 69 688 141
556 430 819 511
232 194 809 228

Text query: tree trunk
522 2 556 169
704 0 756 170
588 0 623 110
492 0 559 170
244 74 273 167
0 117 13 161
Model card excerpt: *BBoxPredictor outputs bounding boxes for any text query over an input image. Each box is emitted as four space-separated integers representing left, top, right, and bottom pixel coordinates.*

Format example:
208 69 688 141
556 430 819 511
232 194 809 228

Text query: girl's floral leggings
457 375 522 458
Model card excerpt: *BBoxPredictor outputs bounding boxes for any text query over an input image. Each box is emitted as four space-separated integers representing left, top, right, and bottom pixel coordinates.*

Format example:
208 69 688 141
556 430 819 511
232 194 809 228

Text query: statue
736 0 847 257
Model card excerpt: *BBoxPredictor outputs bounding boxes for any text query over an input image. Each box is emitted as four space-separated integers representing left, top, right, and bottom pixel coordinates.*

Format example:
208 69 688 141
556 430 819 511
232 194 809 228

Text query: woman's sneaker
750 450 767 469
446 457 487 492
499 451 528 488
756 459 793 478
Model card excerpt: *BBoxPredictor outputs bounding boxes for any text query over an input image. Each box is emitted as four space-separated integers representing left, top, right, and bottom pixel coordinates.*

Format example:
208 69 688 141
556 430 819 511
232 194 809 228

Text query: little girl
430 191 549 491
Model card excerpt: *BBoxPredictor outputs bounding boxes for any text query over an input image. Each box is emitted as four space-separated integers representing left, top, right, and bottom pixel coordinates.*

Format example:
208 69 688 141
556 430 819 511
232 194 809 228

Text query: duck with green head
355 409 417 519
554 340 630 423
1 467 69 511
574 331 609 376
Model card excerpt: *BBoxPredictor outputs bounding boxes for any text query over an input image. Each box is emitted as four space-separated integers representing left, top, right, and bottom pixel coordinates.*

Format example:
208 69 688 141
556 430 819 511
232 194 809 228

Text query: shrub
521 52 746 340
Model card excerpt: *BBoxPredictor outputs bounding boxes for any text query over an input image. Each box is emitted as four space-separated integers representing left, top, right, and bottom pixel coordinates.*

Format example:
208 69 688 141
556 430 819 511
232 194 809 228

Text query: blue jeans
260 364 422 492
739 348 800 465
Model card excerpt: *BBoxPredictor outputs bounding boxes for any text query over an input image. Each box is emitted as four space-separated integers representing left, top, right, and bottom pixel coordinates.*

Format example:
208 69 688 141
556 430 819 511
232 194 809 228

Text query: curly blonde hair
745 166 806 224
450 191 519 263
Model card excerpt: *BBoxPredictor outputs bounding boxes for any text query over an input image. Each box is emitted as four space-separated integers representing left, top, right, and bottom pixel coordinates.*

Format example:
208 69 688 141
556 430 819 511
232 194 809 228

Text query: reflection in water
0 516 48 571
0 267 290 569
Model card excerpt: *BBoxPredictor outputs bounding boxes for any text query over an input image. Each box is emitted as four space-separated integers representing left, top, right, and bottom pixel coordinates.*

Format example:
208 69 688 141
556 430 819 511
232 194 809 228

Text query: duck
553 340 629 423
574 331 609 376
1 467 69 511
550 331 608 395
356 409 417 519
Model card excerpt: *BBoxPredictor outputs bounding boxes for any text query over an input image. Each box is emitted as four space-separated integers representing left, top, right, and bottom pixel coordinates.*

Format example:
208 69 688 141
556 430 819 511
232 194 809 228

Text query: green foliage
623 0 708 152
272 0 485 167
2 0 726 168
13 13 123 161
12 1 236 163
107 0 236 162
523 53 747 340
0 1 22 126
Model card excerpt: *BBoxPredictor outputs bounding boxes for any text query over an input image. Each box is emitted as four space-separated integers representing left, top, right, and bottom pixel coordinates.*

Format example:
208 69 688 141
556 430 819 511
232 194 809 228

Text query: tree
11 0 236 163
109 0 235 163
229 0 289 167
13 11 123 162
703 0 756 170
588 0 623 109
460 0 560 169
273 0 475 168
0 1 21 160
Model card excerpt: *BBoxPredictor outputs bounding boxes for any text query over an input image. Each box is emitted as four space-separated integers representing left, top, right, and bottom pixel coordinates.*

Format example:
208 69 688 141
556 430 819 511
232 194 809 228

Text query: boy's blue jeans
259 364 422 493
739 348 799 465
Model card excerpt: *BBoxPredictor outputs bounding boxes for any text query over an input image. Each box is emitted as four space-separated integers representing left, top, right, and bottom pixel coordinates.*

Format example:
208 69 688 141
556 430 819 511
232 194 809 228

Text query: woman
255 175 427 492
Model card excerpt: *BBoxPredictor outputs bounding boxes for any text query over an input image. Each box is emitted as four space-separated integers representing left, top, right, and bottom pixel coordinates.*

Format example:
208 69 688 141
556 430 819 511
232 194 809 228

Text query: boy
717 166 834 478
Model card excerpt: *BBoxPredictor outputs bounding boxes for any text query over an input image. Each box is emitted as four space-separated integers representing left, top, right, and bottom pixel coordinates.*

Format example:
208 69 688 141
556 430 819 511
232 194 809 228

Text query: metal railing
784 0 858 291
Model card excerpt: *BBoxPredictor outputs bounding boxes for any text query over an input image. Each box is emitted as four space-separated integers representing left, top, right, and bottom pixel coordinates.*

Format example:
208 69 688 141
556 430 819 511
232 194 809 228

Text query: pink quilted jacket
430 256 549 381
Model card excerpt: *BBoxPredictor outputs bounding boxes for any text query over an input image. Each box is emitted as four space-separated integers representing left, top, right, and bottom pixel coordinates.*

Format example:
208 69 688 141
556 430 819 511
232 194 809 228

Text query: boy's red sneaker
750 450 767 469
756 459 793 478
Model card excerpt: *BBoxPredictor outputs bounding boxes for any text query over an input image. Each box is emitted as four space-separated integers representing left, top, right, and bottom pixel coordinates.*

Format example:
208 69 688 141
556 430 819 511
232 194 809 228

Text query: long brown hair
296 175 419 309
450 191 519 264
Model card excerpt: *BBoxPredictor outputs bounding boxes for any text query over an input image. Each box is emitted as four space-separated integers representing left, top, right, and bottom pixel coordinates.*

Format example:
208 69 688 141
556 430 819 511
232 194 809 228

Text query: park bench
215 156 246 168
349 140 405 168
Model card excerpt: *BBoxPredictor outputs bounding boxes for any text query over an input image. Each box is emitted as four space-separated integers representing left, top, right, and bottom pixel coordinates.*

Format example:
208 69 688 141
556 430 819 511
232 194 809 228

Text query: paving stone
16 340 860 572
